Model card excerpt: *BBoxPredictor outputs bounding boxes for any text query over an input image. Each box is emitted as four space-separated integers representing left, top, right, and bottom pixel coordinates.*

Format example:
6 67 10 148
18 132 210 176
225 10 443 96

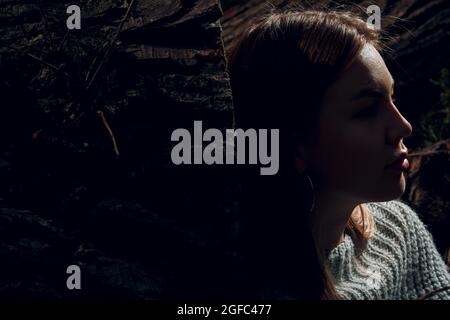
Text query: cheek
312 122 381 185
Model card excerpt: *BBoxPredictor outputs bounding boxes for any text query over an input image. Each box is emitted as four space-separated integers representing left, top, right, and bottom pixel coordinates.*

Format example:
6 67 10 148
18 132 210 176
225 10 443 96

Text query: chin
361 172 406 203
377 171 407 201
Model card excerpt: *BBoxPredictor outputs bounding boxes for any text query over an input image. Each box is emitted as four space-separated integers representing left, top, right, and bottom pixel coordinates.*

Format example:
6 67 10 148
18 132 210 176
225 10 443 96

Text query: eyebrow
351 88 384 101
351 79 395 101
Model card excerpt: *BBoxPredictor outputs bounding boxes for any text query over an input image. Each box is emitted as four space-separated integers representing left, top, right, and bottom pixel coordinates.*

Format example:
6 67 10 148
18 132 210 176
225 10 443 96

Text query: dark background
0 0 448 298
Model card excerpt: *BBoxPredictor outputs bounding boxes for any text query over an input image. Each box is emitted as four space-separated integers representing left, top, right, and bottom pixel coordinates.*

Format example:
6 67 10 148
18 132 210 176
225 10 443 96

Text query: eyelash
355 96 397 119
355 105 377 118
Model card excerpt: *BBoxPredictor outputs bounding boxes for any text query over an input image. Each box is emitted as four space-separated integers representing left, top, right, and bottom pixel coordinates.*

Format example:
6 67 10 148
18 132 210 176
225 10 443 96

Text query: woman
227 9 450 299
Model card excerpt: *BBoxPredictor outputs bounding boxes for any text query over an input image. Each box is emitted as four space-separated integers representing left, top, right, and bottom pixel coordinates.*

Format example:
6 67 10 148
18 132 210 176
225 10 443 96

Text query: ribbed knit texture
328 199 450 300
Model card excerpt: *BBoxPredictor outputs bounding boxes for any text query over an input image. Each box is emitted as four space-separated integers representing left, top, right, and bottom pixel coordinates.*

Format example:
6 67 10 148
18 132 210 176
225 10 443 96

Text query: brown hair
228 9 378 299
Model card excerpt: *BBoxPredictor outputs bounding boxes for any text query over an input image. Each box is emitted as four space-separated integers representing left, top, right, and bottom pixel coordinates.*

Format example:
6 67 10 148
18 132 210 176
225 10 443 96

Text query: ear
294 156 307 174
294 144 310 174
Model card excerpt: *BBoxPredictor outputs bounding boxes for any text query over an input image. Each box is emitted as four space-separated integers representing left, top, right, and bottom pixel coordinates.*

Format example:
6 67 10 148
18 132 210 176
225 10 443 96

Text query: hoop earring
305 174 315 213
295 157 315 213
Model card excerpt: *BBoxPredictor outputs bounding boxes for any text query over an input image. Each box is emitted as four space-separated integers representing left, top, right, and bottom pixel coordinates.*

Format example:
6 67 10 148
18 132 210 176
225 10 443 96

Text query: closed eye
353 104 378 119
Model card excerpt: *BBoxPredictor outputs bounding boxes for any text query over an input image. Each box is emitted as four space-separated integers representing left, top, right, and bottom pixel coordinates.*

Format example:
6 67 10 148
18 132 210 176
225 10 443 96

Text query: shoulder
364 199 434 261
365 199 420 242
366 199 450 300
366 199 424 235
365 199 446 270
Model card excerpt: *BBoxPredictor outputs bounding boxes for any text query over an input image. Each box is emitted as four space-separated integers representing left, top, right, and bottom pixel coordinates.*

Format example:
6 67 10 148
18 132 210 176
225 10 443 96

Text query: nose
385 102 413 147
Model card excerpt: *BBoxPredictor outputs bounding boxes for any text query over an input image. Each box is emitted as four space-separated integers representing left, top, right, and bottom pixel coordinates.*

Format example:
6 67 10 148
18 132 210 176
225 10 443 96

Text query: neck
308 188 361 255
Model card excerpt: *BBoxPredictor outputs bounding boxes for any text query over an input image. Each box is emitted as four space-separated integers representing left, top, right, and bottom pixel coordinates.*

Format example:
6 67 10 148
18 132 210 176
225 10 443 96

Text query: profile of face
300 43 413 204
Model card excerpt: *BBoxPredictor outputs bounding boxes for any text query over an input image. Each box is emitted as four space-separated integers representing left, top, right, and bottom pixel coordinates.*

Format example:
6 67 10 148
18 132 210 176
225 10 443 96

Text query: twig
416 285 450 300
409 150 450 157
97 110 120 157
57 30 70 53
85 43 108 83
38 0 55 50
85 0 136 90
19 23 50 56
0 40 70 79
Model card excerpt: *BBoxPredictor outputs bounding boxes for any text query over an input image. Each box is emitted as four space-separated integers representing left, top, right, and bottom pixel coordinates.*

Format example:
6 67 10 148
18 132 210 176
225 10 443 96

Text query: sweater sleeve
391 200 450 300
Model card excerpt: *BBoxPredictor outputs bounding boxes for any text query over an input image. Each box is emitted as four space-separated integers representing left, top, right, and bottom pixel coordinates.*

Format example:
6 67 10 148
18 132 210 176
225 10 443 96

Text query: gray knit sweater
327 200 450 300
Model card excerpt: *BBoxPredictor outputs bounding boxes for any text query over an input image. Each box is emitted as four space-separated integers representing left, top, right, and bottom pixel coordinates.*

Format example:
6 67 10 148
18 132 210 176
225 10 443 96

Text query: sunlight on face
306 44 413 203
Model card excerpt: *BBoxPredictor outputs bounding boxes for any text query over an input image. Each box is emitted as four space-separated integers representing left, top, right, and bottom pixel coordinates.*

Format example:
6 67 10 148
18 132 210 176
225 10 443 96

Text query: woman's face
304 43 413 203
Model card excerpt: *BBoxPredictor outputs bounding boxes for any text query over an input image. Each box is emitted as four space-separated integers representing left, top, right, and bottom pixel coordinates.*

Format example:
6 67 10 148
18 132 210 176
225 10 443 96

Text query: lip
385 152 409 171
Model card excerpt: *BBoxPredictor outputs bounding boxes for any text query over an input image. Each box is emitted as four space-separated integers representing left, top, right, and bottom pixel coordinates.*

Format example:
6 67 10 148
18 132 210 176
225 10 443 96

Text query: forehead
321 44 393 108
